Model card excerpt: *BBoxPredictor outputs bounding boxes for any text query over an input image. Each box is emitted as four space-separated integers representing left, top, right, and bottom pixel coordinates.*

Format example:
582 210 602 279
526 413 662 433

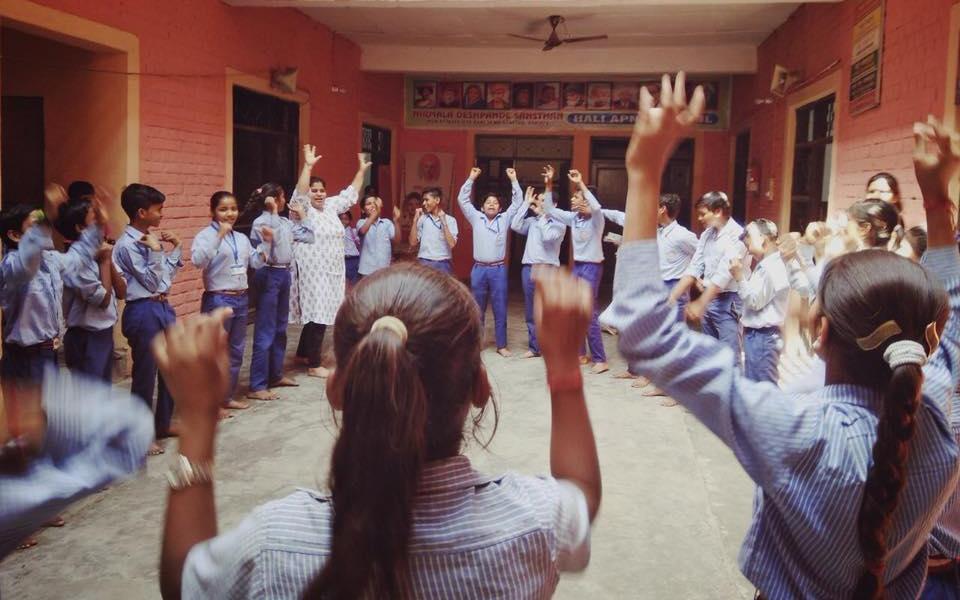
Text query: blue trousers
344 256 360 284
471 263 509 349
250 267 291 391
0 341 57 383
201 292 249 403
419 258 453 274
521 265 540 355
64 326 114 383
921 563 960 600
122 299 176 438
573 262 606 363
663 278 689 322
702 291 743 369
744 326 781 383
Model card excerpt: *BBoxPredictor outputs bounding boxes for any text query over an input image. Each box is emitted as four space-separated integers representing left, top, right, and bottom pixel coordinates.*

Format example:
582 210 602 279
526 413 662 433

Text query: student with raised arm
603 72 960 599
511 165 567 358
546 169 608 373
668 190 749 369
457 166 524 357
156 263 600 600
410 187 458 274
356 195 401 278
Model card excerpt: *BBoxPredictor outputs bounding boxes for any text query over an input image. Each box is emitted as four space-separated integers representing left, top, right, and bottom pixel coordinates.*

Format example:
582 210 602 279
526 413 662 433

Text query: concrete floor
0 298 755 599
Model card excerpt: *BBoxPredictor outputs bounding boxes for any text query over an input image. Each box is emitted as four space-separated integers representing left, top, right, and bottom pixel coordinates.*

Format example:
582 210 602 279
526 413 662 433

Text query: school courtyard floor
0 297 755 599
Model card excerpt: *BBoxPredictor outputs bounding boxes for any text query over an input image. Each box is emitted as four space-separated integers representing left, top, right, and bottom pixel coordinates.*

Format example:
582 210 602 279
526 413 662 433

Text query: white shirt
548 189 605 263
416 214 459 261
657 220 698 280
739 251 791 329
686 218 750 292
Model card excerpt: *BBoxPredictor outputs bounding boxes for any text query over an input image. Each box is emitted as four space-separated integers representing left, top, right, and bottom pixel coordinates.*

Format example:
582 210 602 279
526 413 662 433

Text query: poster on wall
402 151 455 216
849 0 884 115
404 76 730 131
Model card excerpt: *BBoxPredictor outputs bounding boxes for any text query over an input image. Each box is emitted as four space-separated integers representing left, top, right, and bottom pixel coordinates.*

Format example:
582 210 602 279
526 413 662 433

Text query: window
789 95 834 233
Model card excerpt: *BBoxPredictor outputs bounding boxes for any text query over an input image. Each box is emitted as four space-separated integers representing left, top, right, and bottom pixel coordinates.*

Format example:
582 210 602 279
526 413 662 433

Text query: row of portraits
412 81 719 111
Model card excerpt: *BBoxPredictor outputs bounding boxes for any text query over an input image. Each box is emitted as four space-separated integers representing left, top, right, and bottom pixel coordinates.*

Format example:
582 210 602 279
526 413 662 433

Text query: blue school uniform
457 178 523 349
249 211 314 392
603 240 960 599
62 233 119 383
192 222 260 403
416 212 458 274
113 225 182 438
510 192 566 355
549 189 607 363
343 225 361 284
356 218 395 276
0 225 102 382
739 251 790 384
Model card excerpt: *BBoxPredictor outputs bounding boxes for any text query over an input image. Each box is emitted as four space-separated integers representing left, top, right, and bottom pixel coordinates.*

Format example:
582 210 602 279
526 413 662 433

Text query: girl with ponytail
159 263 601 599
605 73 960 599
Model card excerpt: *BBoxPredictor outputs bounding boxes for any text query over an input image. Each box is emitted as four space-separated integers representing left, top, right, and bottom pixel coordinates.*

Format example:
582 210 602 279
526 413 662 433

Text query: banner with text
404 77 730 131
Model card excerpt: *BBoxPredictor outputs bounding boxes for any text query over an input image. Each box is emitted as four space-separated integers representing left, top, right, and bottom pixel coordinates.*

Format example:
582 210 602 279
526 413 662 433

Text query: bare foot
148 441 165 456
613 371 639 380
218 408 233 420
639 385 666 397
17 537 38 551
659 397 679 407
270 377 299 388
590 362 610 375
225 399 251 410
631 377 652 388
497 348 513 358
247 390 279 401
521 351 540 359
307 366 331 378
45 516 65 528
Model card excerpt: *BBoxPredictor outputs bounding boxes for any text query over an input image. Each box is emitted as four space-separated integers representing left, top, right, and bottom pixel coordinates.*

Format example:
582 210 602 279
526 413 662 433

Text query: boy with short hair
410 187 458 274
112 183 182 454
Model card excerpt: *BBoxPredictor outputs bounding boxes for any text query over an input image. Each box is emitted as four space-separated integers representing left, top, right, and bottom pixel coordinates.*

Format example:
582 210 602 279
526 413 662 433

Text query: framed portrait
535 82 561 110
611 82 640 110
587 82 612 110
413 81 437 108
437 82 462 108
462 82 487 109
562 82 586 110
512 82 535 109
486 82 511 109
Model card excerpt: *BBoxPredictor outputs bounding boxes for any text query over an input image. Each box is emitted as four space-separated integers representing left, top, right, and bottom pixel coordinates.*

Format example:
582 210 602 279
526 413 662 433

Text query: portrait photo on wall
512 82 535 109
535 82 561 110
587 82 612 110
414 81 437 108
463 82 487 109
486 82 511 109
437 82 462 108
562 82 586 110
611 82 639 110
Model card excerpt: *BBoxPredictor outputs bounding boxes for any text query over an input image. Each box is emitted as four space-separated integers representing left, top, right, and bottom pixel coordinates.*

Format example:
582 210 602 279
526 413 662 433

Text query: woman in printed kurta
290 146 372 377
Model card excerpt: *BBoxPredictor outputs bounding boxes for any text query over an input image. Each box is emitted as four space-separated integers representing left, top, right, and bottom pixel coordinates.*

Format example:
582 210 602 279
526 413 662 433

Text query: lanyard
211 223 239 263
483 215 501 234
426 215 443 230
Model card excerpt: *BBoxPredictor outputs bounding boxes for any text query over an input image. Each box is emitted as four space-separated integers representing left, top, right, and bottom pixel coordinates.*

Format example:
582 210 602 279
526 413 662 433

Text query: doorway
731 130 750 225
789 95 835 233
589 137 695 290
474 135 573 282
1 96 43 207
361 123 391 202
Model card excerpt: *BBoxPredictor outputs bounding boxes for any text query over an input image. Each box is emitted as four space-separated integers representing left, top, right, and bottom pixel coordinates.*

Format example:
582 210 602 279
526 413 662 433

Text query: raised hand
359 153 373 172
414 207 423 223
525 186 536 204
152 308 233 433
140 233 162 252
43 183 68 224
568 169 583 185
216 222 233 239
264 196 278 214
542 165 555 183
303 144 322 168
289 202 306 221
392 205 402 222
160 231 181 247
626 72 705 175
506 167 518 182
913 116 960 210
260 226 274 244
533 266 592 363
469 167 482 181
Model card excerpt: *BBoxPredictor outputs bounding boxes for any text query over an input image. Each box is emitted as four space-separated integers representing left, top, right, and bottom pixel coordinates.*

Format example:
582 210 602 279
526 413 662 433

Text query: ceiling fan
508 15 608 52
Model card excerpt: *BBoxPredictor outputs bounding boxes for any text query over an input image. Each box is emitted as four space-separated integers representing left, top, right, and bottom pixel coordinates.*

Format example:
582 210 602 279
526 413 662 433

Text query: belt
6 338 59 352
928 555 960 576
131 293 168 303
475 260 504 267
745 325 781 334
266 263 290 269
420 258 450 263
208 289 247 296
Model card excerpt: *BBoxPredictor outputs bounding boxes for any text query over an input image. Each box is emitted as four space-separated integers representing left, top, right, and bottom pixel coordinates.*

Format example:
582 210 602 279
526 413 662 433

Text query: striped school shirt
601 240 960 599
182 455 591 599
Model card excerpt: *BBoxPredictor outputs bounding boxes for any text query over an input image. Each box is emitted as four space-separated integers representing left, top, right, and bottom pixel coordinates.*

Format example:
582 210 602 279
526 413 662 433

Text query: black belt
130 293 168 303
208 289 247 296
475 261 504 267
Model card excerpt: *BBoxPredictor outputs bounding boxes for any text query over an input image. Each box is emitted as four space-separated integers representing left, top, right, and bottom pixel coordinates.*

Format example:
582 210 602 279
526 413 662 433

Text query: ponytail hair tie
856 320 902 351
370 315 408 344
883 340 927 369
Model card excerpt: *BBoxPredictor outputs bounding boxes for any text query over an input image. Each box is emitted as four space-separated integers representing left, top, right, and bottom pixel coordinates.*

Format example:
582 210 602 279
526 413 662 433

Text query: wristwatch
166 454 214 491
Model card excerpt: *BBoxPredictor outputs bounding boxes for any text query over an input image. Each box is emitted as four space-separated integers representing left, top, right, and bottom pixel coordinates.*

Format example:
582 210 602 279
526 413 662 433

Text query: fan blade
562 35 609 44
508 33 547 43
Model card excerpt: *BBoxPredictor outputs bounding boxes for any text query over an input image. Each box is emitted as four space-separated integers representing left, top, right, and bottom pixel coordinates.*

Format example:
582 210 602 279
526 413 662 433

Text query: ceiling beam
360 44 756 74
225 0 837 6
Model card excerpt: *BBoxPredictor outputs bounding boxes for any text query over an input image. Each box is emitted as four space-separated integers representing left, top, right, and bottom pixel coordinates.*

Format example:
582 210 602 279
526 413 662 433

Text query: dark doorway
1 96 44 208
731 130 750 225
232 86 299 231
474 135 574 283
589 137 695 290
789 94 835 233
361 123 391 201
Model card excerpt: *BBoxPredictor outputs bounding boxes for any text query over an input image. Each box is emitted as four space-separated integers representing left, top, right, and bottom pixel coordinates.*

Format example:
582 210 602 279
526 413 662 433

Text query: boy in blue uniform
112 183 182 454
456 166 523 356
56 197 126 382
410 187 458 274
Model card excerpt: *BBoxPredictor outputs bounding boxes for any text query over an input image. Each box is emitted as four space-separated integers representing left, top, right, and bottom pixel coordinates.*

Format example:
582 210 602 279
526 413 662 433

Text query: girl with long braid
602 73 960 599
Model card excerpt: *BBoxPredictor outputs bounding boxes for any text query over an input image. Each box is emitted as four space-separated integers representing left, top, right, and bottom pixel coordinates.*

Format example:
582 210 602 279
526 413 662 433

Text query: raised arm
511 187 534 235
295 144 321 197
328 154 371 215
505 168 524 220
409 208 423 246
602 209 625 227
457 169 483 225
189 228 219 270
547 206 576 227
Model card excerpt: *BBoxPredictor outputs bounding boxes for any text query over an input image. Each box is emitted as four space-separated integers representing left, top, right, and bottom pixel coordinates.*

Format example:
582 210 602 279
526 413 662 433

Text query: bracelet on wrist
166 454 214 491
